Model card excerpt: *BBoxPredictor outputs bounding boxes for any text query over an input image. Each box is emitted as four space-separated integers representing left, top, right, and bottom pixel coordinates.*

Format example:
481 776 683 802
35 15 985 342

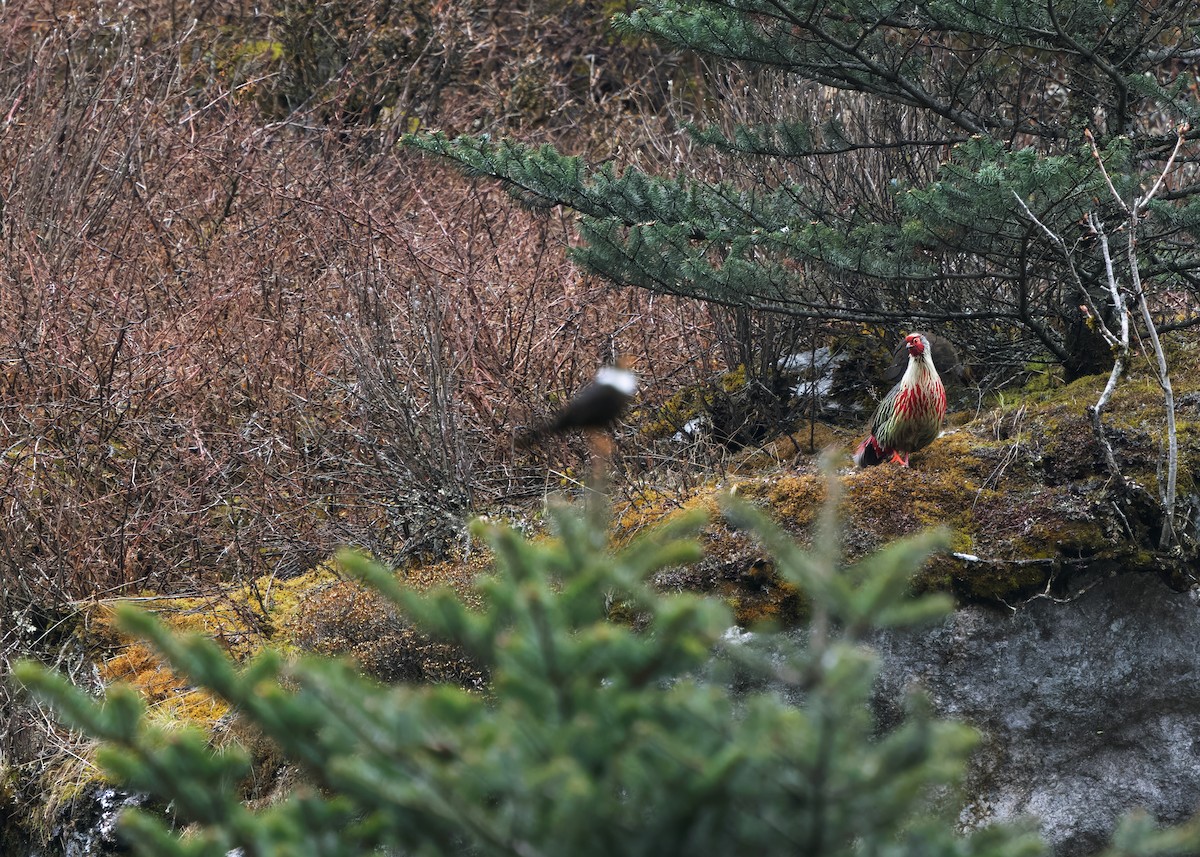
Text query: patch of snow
792 376 834 399
777 347 844 373
672 417 706 442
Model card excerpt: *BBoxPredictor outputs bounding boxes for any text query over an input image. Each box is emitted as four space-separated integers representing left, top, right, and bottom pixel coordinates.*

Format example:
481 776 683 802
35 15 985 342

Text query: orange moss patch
87 551 495 730
98 637 230 727
91 594 262 730
763 472 827 530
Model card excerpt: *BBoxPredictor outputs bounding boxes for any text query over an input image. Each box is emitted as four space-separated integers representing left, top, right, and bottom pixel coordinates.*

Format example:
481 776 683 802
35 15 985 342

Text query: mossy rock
923 554 1052 602
696 354 1199 611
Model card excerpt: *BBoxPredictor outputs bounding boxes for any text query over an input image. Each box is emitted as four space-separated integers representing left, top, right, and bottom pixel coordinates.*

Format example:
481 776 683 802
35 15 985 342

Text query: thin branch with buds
1098 125 1188 548
1013 123 1190 549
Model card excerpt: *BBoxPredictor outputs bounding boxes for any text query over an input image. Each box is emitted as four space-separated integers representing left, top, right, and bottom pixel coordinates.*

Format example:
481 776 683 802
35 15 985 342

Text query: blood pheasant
853 333 946 467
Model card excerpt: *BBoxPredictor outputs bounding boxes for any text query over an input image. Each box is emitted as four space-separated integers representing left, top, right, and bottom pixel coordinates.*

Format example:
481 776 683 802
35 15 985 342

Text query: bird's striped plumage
853 333 947 467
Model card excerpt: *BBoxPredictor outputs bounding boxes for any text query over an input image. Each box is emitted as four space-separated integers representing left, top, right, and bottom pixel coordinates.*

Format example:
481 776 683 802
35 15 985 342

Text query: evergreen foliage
406 0 1200 377
12 490 1065 856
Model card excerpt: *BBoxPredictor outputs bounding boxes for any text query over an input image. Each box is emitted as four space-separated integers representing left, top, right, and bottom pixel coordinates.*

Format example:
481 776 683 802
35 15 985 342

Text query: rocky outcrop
870 572 1200 856
42 787 146 857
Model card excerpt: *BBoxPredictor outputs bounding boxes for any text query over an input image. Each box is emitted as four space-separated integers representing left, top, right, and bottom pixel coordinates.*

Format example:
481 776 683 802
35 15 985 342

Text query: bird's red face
905 333 926 356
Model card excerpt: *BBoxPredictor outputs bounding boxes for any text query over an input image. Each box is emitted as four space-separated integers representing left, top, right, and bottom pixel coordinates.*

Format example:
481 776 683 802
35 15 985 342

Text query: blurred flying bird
517 362 638 447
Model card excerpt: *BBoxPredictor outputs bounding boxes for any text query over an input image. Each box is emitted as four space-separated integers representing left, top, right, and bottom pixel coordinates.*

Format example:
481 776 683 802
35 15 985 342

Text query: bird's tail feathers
853 435 886 467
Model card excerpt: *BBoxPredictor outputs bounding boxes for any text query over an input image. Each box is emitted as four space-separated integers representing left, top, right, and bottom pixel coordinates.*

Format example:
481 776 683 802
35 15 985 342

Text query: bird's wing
868 380 903 438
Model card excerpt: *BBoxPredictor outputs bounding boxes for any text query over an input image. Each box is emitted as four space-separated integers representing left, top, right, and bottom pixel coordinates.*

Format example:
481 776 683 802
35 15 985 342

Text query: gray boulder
871 572 1200 855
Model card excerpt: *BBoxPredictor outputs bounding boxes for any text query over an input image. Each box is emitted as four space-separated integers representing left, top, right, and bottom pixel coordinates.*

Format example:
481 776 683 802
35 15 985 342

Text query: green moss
1016 362 1067 394
934 555 1051 601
